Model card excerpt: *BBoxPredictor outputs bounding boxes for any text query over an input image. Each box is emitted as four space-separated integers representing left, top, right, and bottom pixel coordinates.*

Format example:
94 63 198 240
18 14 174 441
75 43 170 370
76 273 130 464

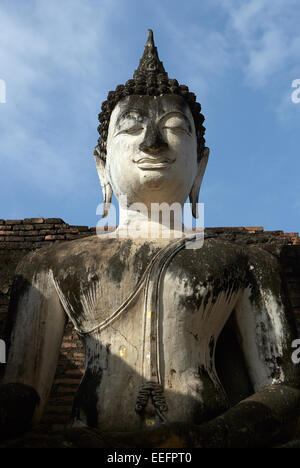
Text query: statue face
106 94 198 208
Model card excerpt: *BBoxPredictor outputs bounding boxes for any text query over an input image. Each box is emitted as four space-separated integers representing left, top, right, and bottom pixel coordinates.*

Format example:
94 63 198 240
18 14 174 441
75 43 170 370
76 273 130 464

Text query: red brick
73 360 84 366
74 226 89 232
38 230 54 235
45 235 65 241
264 230 284 235
5 220 23 225
245 226 264 231
56 229 79 235
61 342 77 348
65 369 84 375
48 395 75 402
45 218 64 224
24 218 45 224
53 379 81 385
55 387 79 394
45 406 72 413
20 231 40 236
2 231 18 236
34 224 55 230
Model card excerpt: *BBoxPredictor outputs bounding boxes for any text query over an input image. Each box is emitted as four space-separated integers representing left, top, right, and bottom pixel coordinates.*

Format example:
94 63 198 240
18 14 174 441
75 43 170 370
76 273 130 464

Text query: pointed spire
133 29 168 79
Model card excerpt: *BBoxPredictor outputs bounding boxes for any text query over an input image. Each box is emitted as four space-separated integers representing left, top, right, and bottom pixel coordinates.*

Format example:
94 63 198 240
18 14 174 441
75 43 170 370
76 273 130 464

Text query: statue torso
47 235 253 431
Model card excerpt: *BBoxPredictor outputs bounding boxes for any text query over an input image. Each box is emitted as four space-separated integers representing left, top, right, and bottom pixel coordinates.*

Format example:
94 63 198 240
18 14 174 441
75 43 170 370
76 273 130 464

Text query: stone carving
0 30 300 448
135 382 168 421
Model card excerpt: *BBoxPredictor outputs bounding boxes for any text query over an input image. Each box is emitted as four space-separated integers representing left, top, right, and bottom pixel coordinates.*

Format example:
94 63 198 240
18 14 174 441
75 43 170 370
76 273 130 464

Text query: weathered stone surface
44 235 65 241
5 220 22 225
23 218 44 224
44 218 64 224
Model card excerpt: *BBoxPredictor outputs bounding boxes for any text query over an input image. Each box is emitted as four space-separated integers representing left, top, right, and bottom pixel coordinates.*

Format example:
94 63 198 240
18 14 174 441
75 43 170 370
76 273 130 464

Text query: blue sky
0 0 299 232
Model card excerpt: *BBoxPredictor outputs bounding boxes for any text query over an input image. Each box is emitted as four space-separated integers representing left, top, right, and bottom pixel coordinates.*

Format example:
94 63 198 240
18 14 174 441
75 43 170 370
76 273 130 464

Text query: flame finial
133 29 168 79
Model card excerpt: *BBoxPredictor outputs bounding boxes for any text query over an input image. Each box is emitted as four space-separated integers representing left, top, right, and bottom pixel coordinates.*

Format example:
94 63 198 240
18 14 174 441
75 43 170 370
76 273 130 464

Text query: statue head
94 30 209 219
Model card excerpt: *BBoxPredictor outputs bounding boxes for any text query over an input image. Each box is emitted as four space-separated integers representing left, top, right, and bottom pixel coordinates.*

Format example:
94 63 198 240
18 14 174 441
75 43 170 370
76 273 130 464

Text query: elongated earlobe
189 147 209 218
94 147 113 218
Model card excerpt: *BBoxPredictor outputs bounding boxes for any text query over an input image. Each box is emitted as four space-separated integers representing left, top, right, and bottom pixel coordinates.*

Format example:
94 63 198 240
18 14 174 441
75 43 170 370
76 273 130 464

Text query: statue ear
189 147 209 218
94 147 113 218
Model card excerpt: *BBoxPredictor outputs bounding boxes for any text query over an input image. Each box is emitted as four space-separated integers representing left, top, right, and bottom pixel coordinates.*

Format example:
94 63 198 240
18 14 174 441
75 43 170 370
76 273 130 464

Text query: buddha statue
1 30 300 448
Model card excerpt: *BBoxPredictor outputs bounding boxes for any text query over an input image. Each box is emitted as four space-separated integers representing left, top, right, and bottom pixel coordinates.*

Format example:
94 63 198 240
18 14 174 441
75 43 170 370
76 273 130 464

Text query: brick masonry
0 218 299 447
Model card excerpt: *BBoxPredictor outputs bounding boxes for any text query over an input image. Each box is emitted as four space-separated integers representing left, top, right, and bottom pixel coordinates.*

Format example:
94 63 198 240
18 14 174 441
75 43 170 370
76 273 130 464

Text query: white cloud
218 0 300 87
155 0 300 98
0 0 117 197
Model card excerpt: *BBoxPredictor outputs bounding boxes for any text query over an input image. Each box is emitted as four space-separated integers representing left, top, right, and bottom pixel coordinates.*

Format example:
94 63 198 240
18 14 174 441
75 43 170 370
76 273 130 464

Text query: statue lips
134 156 175 170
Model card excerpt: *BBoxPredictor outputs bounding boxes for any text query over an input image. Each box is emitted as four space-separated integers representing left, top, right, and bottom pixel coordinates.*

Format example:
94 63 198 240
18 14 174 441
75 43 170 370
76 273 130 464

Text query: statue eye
162 126 189 135
160 115 191 136
123 126 144 135
115 125 144 136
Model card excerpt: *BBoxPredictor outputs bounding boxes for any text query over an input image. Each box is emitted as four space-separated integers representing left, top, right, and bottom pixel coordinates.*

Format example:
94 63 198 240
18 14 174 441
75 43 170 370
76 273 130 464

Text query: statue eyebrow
159 111 192 132
116 109 146 127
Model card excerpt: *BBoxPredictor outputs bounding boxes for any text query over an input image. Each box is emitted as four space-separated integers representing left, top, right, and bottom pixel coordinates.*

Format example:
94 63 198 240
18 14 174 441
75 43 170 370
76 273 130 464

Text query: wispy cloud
218 0 300 87
0 0 118 199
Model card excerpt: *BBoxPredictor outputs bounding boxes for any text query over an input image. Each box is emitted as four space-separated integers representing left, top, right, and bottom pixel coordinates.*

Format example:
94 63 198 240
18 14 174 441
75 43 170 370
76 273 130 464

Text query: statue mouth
135 157 175 170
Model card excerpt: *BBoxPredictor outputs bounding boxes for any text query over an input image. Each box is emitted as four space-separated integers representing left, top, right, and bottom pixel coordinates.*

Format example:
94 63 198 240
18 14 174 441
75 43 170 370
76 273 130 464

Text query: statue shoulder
204 238 283 300
172 237 248 269
14 234 120 280
198 236 280 269
168 237 281 291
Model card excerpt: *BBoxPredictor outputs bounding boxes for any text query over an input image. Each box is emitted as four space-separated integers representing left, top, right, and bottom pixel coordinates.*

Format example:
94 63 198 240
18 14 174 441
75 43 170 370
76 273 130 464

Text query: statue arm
1 257 67 437
184 250 300 448
234 249 299 392
197 249 300 448
176 275 300 448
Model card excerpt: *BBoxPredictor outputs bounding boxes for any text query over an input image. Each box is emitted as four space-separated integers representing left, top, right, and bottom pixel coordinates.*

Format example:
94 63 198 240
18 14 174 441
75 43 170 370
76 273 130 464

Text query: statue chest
62 239 245 430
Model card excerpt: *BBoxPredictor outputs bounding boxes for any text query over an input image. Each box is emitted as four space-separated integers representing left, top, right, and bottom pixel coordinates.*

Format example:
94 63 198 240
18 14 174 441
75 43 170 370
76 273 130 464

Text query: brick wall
0 219 300 444
0 217 96 435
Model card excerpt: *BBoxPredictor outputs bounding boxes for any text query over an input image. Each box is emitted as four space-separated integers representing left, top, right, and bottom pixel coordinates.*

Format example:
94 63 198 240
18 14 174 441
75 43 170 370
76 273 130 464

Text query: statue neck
117 203 185 240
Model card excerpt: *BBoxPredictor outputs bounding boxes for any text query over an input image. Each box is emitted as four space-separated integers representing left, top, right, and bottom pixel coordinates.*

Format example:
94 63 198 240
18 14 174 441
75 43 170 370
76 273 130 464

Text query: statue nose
139 125 168 155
